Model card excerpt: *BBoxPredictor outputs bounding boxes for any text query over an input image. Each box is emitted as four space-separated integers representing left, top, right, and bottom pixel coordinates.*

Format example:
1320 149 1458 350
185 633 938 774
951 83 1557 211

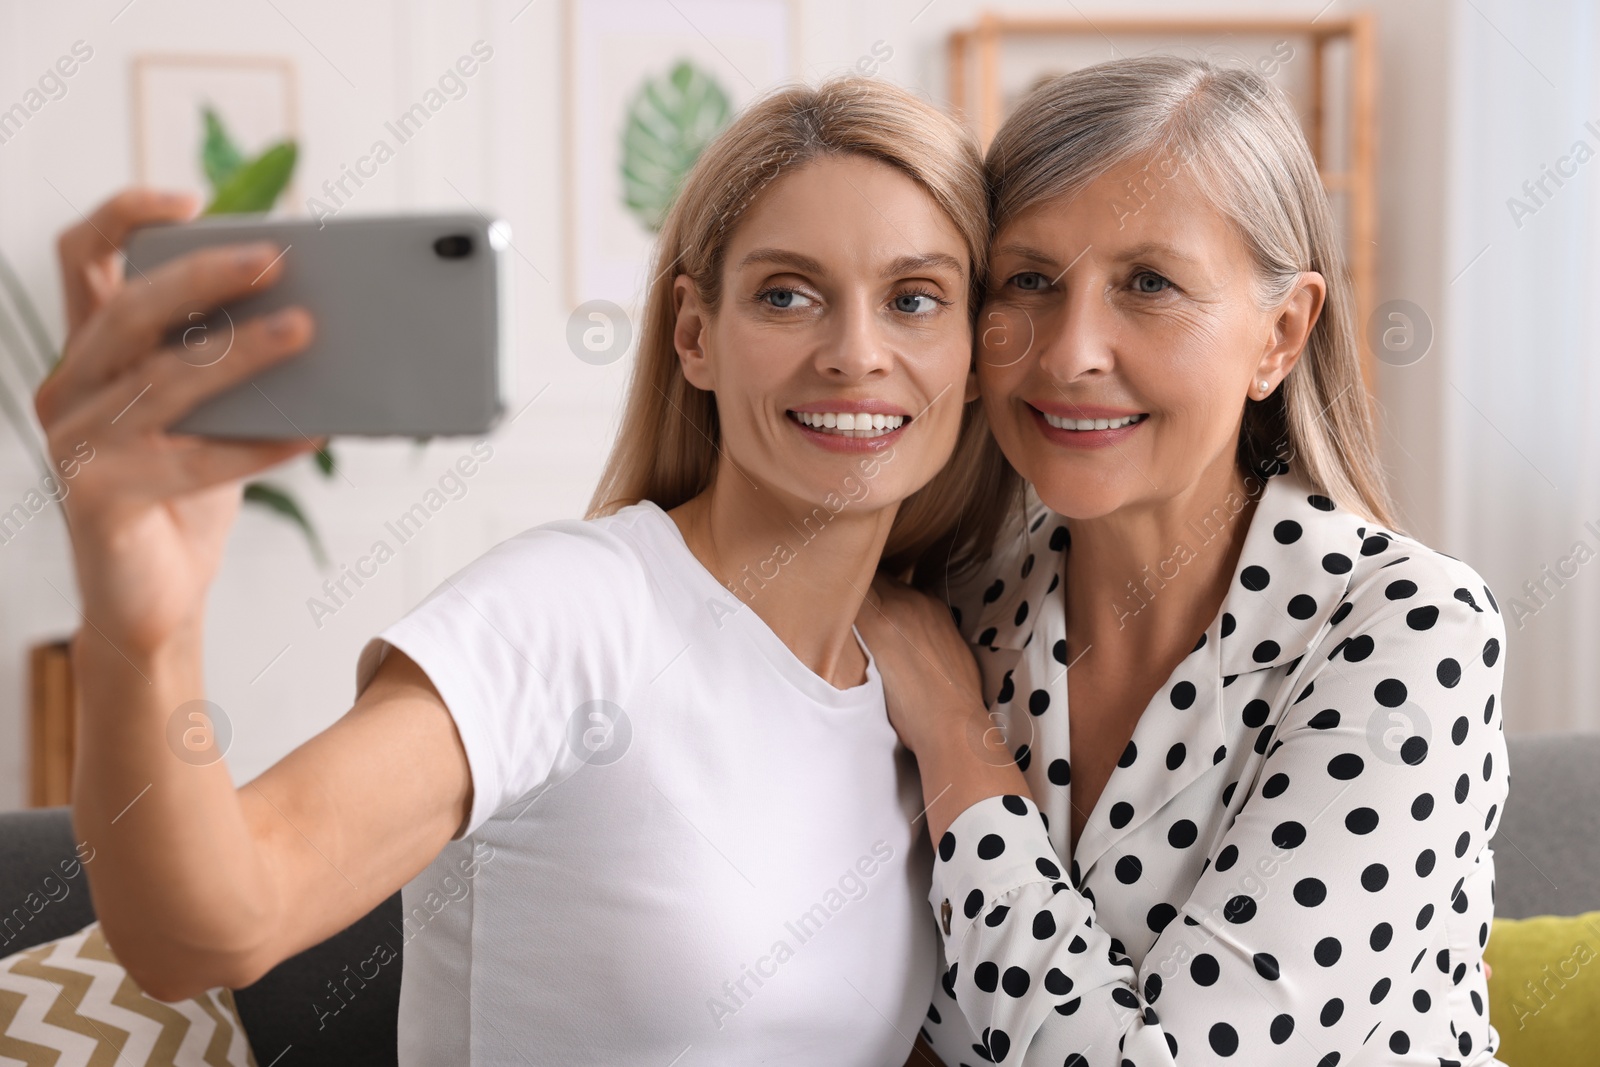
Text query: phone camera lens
433 234 474 259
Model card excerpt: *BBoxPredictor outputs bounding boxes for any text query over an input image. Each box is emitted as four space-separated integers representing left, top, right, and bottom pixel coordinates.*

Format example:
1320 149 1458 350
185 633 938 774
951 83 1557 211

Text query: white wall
3 0 1571 812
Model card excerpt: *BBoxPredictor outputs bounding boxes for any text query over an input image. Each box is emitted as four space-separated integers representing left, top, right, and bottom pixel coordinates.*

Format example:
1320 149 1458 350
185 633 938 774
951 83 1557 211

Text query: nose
816 293 892 381
1038 279 1116 385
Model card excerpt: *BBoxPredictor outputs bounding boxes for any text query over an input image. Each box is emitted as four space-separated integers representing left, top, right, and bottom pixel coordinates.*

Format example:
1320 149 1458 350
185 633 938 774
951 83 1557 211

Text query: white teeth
793 411 907 438
1041 411 1147 431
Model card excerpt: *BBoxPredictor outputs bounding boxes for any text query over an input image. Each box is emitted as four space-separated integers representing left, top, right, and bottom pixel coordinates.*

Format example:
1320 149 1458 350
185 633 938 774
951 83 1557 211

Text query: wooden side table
28 639 74 807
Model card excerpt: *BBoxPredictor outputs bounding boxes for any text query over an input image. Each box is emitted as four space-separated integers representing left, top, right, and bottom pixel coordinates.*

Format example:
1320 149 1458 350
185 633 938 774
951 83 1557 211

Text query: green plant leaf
243 481 327 566
200 105 245 191
620 59 731 232
313 444 336 477
204 142 298 215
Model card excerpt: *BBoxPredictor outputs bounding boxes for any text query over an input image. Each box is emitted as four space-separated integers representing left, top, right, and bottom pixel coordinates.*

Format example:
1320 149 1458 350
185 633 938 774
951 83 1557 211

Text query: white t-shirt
354 501 935 1065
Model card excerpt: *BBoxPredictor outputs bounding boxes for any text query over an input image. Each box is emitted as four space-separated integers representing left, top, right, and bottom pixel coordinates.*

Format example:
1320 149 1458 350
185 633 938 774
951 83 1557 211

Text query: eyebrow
992 241 1200 267
736 247 965 279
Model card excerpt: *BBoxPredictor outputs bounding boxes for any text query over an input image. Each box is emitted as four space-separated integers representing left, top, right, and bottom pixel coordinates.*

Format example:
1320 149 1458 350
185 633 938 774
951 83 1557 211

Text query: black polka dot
1166 742 1187 770
1214 844 1238 871
1262 772 1290 798
1045 967 1072 996
1370 977 1391 1004
1385 579 1418 599
1288 593 1317 619
1208 1022 1239 1056
1416 849 1436 877
1269 1013 1294 1043
1370 922 1393 950
1109 801 1134 828
1242 699 1271 728
1320 997 1344 1026
1118 741 1138 768
1224 895 1257 923
938 832 955 862
1406 605 1439 630
1241 565 1271 591
1191 954 1221 985
1115 855 1143 884
1036 856 1061 879
1147 903 1178 933
1322 552 1353 574
977 834 1006 860
1047 758 1071 786
1345 807 1380 834
1375 678 1407 707
1439 658 1463 688
1272 821 1306 848
1401 736 1429 765
1168 820 1198 848
1294 878 1327 906
1412 792 1435 820
1253 639 1280 663
1483 637 1500 666
1001 966 1029 997
1327 752 1364 779
1308 708 1340 729
1307 493 1335 511
1314 937 1342 966
1274 519 1302 543
1170 680 1197 709
1254 953 1281 980
1361 863 1389 891
963 889 984 918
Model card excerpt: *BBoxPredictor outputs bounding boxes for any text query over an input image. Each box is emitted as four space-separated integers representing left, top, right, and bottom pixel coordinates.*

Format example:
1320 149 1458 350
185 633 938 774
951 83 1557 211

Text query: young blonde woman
38 77 1003 1064
867 57 1510 1066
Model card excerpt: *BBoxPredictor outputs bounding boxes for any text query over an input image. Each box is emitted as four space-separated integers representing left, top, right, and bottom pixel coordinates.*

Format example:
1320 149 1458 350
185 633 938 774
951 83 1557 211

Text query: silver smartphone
121 212 512 438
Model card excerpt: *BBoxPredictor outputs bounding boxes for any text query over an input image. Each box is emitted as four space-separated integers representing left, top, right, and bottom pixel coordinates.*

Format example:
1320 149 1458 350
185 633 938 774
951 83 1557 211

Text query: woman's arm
856 577 1029 844
42 189 472 1001
867 563 1507 1065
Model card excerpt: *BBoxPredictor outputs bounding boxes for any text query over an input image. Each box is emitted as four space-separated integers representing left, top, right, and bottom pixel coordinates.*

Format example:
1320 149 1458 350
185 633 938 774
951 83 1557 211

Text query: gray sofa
1 733 1595 1064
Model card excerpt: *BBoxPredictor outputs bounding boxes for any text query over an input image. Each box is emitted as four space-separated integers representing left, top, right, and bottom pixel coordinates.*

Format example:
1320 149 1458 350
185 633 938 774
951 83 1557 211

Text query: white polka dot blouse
921 458 1509 1066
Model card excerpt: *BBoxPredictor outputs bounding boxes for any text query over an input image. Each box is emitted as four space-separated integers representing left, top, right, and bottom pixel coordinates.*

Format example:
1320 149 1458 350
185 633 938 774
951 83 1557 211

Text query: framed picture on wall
563 0 798 317
132 53 300 211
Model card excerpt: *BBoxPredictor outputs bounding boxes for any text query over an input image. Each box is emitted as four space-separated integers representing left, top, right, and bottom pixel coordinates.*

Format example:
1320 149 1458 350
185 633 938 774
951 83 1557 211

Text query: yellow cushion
1486 910 1600 1067
0 922 256 1066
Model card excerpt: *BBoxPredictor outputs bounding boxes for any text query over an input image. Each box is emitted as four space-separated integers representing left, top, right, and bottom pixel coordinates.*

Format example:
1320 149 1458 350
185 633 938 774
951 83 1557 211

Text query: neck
1063 453 1262 663
669 466 897 689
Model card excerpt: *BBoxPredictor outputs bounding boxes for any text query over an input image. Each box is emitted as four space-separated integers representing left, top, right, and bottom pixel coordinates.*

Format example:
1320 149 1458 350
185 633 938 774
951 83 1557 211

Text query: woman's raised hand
856 575 1031 844
35 188 321 653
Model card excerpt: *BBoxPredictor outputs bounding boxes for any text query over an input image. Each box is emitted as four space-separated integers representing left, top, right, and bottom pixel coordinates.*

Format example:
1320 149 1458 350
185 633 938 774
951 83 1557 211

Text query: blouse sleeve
927 557 1509 1065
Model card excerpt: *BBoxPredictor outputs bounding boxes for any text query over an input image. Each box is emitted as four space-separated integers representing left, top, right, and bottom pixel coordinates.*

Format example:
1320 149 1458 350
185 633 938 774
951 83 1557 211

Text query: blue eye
1134 271 1171 294
1011 272 1049 291
893 292 939 314
759 287 814 309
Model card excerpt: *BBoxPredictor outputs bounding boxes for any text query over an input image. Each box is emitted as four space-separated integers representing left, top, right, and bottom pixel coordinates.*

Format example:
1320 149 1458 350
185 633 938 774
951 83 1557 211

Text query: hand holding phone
122 210 512 438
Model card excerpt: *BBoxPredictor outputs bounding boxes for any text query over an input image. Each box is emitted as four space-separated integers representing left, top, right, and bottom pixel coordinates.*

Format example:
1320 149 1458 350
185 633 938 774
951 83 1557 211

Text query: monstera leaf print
620 58 731 232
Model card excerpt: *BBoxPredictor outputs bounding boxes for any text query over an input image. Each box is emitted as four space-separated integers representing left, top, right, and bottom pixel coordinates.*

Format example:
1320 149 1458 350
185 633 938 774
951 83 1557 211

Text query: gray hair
984 55 1398 531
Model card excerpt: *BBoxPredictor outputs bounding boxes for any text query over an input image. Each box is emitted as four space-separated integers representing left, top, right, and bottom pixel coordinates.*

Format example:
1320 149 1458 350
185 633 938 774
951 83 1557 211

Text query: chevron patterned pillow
0 922 256 1066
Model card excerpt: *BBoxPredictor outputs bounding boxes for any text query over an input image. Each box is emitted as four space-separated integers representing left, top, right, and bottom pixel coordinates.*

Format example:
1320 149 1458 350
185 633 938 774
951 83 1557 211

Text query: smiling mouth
788 410 909 439
1038 411 1149 431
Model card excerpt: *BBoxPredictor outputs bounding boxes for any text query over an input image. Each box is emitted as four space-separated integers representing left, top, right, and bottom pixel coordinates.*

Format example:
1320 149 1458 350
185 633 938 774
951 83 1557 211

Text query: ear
674 275 714 391
1255 270 1326 388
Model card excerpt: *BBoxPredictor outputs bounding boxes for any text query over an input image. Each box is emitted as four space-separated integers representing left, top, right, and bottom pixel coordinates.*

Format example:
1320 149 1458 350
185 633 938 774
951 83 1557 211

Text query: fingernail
237 243 276 268
265 307 299 338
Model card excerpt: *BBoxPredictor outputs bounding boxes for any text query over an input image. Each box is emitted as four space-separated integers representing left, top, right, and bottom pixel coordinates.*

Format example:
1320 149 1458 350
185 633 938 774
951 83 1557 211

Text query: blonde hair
587 76 1009 575
935 54 1399 578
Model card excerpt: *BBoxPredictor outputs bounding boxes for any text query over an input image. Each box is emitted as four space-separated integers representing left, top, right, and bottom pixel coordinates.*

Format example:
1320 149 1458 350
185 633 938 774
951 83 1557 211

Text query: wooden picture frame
131 52 301 210
561 0 800 315
946 14 1379 391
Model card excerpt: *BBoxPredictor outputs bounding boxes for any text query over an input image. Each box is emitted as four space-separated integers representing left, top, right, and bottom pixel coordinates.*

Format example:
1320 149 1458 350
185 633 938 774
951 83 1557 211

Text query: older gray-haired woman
862 56 1508 1066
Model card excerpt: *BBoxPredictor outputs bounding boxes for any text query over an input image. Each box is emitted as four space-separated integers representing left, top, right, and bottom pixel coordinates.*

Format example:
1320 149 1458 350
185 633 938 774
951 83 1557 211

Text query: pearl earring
1257 379 1270 396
